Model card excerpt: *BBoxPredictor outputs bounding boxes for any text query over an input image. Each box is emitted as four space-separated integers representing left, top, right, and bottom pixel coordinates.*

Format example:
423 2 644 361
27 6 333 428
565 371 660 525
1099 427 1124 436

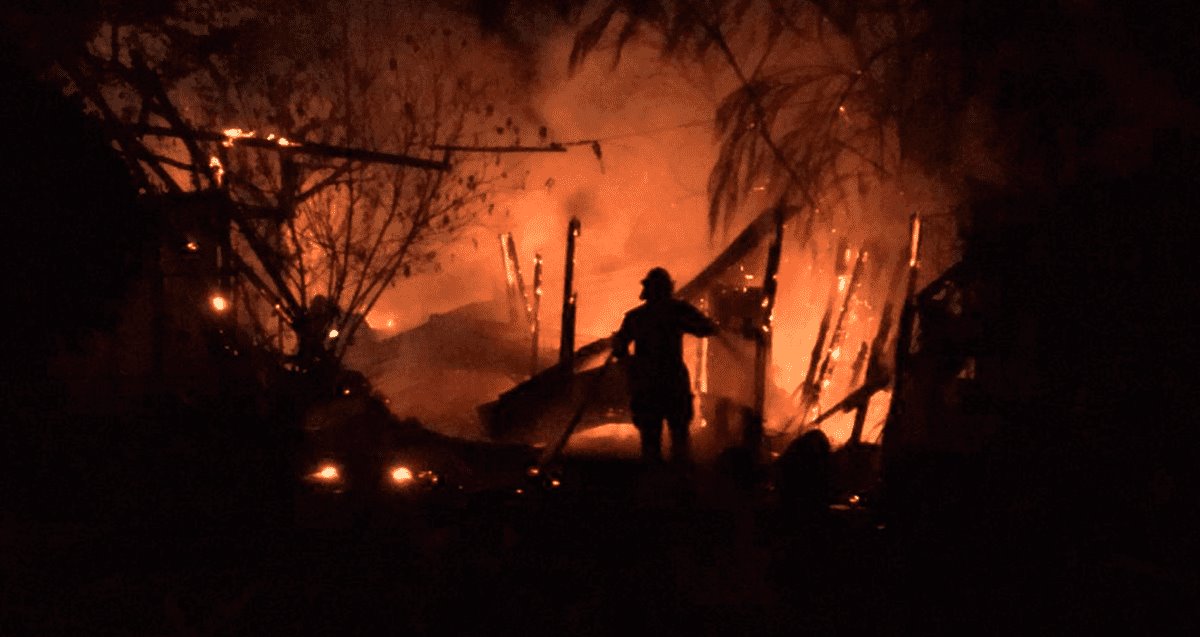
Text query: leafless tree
57 0 513 372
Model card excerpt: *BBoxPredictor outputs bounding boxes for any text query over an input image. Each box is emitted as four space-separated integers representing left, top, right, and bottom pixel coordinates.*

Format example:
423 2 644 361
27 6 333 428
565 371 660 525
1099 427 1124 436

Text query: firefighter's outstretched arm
680 302 717 337
611 317 632 360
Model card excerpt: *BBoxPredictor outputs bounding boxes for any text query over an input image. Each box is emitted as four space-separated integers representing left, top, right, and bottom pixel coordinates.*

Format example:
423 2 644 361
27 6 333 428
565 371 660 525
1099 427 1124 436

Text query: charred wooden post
814 249 868 399
559 217 581 368
881 213 924 458
794 307 831 409
507 234 532 324
530 254 543 377
846 303 896 445
498 233 520 323
793 238 851 422
749 207 785 450
501 233 533 325
850 341 870 387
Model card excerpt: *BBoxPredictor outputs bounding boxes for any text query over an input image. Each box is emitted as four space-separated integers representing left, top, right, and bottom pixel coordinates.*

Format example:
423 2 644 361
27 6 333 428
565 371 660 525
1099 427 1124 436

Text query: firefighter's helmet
640 267 674 300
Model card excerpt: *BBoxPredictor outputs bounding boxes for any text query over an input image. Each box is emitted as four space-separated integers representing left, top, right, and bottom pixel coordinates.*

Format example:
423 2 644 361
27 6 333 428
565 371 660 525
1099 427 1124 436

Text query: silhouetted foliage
50 0 511 369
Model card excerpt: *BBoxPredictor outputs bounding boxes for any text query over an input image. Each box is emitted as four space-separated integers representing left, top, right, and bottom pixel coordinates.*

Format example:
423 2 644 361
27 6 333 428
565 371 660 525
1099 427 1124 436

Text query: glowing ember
208 156 224 185
209 294 229 313
222 127 255 139
417 470 440 485
909 214 923 267
314 464 339 481
391 466 414 483
184 240 199 252
328 329 339 339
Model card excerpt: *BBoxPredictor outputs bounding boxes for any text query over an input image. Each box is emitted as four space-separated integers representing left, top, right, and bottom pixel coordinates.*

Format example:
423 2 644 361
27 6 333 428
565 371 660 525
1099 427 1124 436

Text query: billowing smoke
366 28 721 341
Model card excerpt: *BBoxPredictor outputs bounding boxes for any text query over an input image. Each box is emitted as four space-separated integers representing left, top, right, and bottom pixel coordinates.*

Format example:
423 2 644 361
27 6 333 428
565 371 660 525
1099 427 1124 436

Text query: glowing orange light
909 214 923 267
184 240 199 252
549 478 562 488
391 466 414 483
526 466 541 477
418 470 440 485
328 329 339 339
210 295 229 313
208 156 224 185
314 464 339 481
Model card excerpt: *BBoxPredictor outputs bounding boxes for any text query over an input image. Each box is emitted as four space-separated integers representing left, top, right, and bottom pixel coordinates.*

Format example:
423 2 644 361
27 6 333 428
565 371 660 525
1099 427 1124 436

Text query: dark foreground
4 455 1196 637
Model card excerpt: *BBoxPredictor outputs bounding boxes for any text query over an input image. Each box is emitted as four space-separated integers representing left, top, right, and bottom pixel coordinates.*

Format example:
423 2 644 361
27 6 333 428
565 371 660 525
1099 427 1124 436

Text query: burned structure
480 203 909 476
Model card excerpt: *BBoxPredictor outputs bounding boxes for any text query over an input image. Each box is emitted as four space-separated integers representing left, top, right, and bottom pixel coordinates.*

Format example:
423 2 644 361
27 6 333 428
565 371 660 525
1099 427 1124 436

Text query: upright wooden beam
530 254 543 377
559 217 581 368
750 206 786 448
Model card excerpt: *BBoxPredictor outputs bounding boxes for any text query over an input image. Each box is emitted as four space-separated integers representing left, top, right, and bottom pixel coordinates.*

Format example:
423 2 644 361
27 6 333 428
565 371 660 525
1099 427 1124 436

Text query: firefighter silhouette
612 267 716 464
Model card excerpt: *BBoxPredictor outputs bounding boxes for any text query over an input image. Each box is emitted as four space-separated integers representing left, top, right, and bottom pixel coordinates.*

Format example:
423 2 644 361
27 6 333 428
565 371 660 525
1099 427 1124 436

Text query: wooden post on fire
559 217 581 368
846 303 896 445
530 254 543 377
750 207 786 450
504 233 533 324
792 237 851 424
881 213 924 457
813 248 868 405
499 233 520 323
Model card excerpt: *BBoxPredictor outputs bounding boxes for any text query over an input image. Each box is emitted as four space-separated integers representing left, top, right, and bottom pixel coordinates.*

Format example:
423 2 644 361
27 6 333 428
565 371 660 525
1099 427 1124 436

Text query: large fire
118 2 958 449
349 19 958 448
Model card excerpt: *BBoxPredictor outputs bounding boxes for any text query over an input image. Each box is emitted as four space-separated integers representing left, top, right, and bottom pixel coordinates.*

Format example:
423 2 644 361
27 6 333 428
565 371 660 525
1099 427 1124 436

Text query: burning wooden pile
480 207 925 456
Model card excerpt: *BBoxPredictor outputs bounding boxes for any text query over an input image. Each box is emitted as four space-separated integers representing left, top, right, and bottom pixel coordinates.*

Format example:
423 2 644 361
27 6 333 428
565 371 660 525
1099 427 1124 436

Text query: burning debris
48 0 966 462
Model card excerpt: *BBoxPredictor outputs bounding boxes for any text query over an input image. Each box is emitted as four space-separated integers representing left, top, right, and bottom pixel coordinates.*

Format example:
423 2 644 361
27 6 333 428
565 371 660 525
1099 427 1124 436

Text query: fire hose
537 356 617 468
